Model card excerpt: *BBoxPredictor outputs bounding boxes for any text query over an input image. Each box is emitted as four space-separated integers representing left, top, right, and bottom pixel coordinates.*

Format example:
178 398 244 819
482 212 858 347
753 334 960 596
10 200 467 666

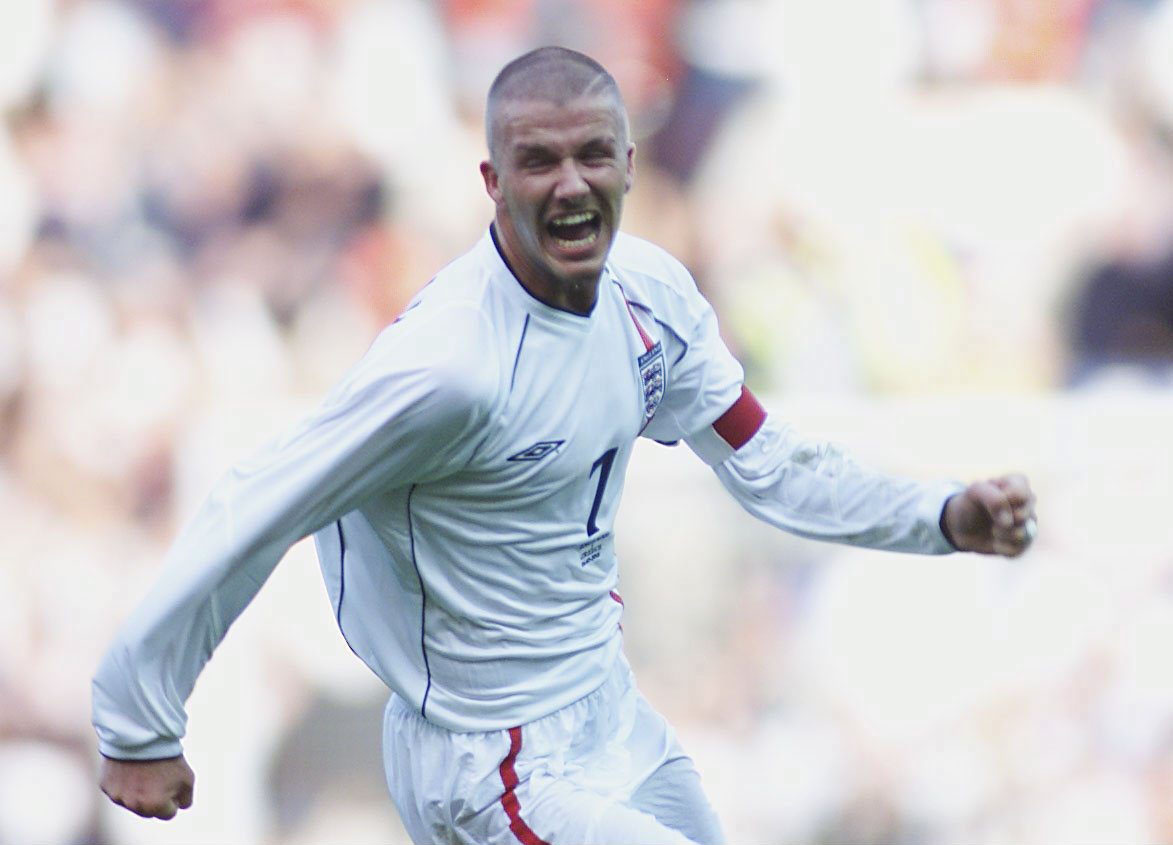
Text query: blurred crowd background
1 0 1172 842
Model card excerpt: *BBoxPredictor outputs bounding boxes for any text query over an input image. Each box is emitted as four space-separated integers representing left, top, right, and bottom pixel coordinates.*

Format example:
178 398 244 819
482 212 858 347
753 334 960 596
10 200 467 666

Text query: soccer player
93 47 1037 844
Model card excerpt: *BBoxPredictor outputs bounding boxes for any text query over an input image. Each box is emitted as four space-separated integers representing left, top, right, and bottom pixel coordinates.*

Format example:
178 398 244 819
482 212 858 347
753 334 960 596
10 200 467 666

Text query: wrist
939 494 960 550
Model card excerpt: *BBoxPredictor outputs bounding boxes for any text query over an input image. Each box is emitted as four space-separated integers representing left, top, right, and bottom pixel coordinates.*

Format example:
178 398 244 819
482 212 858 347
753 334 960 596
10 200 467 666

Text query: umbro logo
507 440 565 462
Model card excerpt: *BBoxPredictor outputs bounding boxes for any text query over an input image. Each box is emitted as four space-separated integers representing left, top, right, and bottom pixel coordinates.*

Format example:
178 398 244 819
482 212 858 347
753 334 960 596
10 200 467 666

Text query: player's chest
474 301 666 486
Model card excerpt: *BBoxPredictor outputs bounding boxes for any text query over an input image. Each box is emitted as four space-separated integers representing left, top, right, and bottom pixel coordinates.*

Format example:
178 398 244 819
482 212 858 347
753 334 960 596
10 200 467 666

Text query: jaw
493 205 620 313
538 230 611 289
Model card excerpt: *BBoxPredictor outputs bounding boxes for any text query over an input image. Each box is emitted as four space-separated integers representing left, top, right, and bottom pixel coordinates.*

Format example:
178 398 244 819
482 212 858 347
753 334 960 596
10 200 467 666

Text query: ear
480 160 503 204
624 144 636 194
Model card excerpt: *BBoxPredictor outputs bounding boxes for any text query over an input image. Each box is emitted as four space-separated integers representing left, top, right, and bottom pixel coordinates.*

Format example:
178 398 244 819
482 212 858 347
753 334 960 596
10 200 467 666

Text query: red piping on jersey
609 590 624 605
623 300 654 352
499 727 550 845
713 386 767 450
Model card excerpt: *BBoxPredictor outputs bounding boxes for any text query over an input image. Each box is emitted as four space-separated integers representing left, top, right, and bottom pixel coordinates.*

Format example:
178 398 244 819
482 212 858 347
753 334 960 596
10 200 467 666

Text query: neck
491 222 600 316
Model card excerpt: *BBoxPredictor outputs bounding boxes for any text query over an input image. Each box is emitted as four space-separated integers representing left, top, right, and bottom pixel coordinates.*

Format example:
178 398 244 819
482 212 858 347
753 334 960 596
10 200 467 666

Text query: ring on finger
1024 517 1038 542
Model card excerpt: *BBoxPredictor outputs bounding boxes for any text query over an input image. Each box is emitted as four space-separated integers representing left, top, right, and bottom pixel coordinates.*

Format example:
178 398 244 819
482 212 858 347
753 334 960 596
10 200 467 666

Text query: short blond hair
485 47 628 161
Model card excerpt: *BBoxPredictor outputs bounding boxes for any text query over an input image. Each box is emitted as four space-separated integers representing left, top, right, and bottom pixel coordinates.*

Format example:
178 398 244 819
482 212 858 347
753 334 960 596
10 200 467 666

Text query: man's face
481 94 635 306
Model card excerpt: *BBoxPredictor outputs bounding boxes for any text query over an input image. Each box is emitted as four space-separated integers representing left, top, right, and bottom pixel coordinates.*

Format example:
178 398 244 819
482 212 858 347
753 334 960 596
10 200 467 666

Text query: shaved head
486 47 628 162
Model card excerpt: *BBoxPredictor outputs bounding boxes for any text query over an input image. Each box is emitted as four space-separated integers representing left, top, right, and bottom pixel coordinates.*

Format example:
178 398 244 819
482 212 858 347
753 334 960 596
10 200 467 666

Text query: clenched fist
100 754 195 820
942 473 1037 557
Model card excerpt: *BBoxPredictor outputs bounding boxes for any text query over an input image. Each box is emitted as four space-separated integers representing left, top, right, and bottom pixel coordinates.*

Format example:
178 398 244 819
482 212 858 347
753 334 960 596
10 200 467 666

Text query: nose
552 158 589 202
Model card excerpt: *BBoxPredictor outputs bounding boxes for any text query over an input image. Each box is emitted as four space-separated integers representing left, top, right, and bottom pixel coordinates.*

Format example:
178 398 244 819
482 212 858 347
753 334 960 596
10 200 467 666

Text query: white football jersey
92 230 958 758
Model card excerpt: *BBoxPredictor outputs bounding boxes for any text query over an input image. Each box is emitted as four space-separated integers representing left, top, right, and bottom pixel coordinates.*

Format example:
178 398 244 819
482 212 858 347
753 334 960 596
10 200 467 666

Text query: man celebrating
94 47 1036 844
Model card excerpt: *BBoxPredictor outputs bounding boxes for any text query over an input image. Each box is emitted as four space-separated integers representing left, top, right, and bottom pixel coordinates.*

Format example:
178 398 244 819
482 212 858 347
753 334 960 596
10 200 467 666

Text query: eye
581 146 612 164
517 151 555 170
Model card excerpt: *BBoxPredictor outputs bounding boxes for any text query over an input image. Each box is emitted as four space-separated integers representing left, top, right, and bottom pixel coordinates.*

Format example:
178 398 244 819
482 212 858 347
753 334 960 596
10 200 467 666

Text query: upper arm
682 385 768 466
629 250 754 454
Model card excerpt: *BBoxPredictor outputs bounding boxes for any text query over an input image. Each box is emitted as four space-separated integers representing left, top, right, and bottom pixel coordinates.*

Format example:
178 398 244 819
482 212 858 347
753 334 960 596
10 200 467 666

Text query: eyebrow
511 136 617 158
513 143 556 158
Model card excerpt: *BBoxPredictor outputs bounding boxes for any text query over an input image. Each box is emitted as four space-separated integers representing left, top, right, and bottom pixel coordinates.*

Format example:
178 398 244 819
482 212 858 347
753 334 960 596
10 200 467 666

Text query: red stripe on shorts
498 727 550 845
712 385 766 450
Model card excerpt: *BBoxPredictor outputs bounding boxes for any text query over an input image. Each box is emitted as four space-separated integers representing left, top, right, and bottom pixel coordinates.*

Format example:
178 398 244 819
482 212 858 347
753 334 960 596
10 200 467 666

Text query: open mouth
546 210 602 251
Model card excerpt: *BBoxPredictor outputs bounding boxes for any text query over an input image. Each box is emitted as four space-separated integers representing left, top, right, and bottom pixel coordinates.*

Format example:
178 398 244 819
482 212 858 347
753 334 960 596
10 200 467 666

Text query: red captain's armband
712 385 766 450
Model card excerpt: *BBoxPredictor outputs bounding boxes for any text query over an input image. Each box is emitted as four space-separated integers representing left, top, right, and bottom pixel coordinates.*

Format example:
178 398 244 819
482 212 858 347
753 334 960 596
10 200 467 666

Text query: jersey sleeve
709 411 961 554
91 304 494 760
637 268 745 448
623 244 958 555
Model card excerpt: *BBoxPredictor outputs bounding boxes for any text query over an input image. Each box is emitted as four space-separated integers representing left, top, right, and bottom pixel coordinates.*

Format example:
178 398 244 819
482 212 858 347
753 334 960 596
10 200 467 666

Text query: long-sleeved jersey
92 230 959 759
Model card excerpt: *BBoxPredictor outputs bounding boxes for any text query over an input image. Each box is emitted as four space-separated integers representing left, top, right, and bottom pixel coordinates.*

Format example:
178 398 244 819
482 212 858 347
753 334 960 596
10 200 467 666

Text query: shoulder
336 273 503 416
607 232 697 294
381 305 497 404
607 232 711 327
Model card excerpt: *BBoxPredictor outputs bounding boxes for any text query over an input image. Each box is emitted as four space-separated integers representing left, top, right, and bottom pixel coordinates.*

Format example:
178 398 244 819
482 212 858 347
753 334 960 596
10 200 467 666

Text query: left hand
942 473 1037 557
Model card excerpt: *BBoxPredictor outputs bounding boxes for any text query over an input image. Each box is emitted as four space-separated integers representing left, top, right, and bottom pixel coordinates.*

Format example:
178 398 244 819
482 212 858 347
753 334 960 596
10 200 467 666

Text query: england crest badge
638 342 665 423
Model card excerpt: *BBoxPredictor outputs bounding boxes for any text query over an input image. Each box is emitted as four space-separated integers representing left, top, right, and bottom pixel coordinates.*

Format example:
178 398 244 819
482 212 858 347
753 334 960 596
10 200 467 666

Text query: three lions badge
638 342 665 424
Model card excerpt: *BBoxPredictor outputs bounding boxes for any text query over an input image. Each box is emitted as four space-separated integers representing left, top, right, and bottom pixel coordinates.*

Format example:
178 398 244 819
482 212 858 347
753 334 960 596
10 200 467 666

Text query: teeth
552 230 598 249
551 211 596 226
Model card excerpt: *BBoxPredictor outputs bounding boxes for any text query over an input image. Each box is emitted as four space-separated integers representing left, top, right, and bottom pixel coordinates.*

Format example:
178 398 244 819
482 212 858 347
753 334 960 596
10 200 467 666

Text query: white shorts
382 657 725 845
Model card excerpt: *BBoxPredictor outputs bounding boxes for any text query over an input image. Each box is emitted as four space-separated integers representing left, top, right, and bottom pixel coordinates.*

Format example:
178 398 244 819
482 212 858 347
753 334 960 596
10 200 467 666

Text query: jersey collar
483 227 600 331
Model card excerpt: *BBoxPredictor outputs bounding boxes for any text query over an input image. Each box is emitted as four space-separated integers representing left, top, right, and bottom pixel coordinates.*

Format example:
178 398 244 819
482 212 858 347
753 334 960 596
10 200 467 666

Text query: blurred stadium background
1 0 1172 842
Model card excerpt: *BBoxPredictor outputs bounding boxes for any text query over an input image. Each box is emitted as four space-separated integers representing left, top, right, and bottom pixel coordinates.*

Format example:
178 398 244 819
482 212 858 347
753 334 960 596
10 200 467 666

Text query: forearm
92 410 390 757
92 489 295 759
708 415 961 554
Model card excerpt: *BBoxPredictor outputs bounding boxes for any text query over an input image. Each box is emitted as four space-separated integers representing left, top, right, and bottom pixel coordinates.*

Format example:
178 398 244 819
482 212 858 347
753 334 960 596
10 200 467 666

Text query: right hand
99 753 195 820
